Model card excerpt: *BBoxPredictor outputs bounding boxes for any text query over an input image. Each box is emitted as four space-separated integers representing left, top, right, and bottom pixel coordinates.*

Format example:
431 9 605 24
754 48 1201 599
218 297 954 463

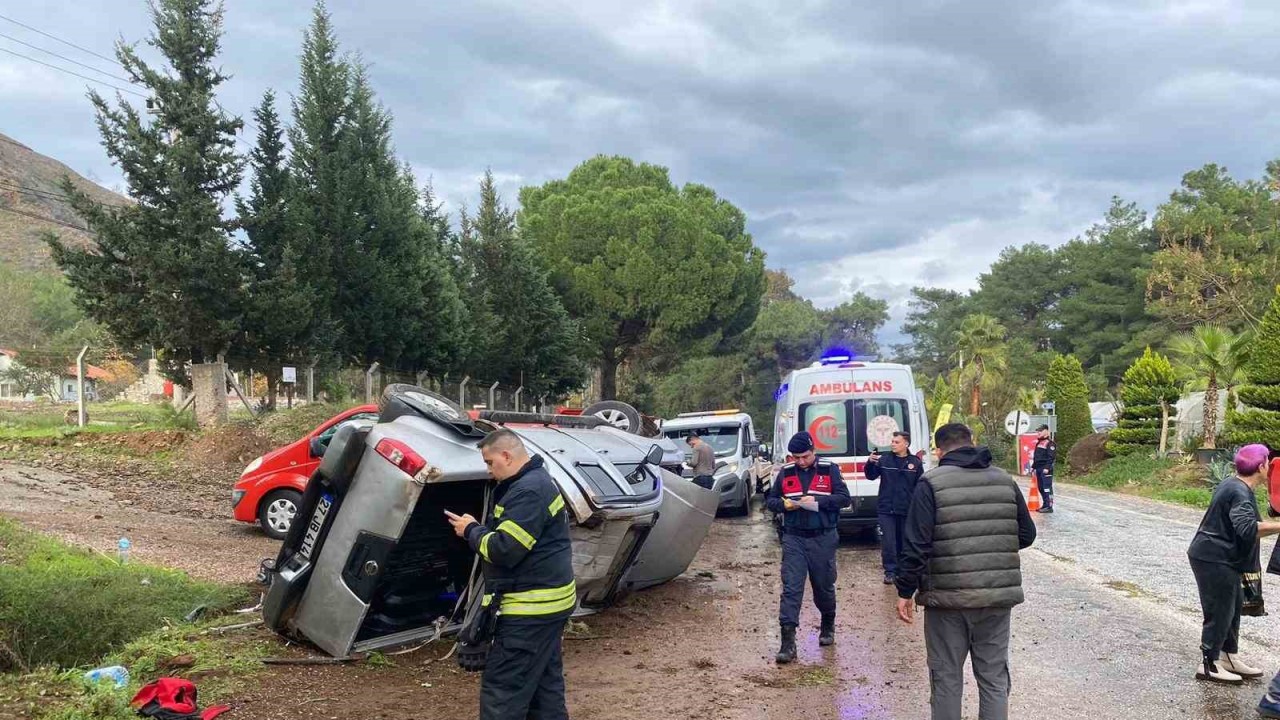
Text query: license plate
298 493 333 561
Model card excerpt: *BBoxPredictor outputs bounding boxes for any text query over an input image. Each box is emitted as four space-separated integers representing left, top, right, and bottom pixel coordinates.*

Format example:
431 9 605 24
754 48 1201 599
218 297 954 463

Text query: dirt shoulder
0 462 275 584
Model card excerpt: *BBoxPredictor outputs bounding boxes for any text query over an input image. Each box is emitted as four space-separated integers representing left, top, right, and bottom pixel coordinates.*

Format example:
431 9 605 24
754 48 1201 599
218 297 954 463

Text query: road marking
1050 492 1201 529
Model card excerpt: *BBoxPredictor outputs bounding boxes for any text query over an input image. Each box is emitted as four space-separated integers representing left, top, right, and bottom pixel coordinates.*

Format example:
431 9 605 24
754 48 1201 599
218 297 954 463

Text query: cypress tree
1045 354 1093 457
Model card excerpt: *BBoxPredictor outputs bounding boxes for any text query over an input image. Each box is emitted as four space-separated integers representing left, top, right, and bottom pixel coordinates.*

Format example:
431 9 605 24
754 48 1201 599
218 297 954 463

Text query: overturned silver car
262 386 716 657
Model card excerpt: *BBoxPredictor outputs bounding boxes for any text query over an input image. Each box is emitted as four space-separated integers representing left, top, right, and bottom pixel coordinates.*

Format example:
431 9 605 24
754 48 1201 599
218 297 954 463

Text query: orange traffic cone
1027 473 1042 512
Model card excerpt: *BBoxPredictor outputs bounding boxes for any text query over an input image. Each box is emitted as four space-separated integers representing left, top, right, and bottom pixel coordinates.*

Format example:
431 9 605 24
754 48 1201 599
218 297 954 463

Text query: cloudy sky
5 0 1280 346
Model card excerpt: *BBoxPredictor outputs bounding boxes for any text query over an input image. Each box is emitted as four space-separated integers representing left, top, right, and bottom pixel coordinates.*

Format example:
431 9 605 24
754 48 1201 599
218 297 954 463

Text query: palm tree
1169 325 1254 449
951 314 1009 416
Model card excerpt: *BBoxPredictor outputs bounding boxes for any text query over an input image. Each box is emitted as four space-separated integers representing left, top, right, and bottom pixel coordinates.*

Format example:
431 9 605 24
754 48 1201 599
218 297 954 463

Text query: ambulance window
854 399 910 455
799 400 852 457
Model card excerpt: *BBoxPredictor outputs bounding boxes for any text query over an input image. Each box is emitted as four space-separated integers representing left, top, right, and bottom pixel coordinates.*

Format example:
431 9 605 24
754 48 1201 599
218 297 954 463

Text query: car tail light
375 438 426 477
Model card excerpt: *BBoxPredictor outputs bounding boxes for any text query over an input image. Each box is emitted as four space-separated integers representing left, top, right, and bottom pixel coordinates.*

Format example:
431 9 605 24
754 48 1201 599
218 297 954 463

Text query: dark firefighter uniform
463 455 575 720
864 451 924 581
764 431 851 663
1032 428 1057 513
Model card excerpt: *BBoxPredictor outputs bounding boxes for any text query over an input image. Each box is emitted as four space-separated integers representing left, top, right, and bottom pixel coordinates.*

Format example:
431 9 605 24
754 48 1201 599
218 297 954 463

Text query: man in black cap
1031 424 1056 513
764 430 851 663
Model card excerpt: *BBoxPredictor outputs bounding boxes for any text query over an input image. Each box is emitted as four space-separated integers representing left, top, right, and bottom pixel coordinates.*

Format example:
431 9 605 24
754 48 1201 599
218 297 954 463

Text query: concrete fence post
459 376 470 408
365 362 381 404
76 345 88 427
514 386 523 413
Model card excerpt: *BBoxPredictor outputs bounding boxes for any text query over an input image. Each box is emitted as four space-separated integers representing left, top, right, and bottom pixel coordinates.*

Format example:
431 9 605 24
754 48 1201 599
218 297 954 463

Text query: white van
772 356 930 535
661 410 762 516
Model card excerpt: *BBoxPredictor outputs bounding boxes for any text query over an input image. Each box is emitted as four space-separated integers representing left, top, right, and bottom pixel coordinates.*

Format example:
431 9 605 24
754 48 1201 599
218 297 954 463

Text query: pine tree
1045 354 1092 456
234 90 318 405
1226 287 1280 449
459 171 585 395
285 2 350 362
1106 347 1180 455
49 0 245 369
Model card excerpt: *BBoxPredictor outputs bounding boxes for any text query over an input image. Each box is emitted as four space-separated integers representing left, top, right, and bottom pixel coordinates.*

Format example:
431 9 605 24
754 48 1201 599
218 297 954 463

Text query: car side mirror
646 444 664 466
309 436 327 458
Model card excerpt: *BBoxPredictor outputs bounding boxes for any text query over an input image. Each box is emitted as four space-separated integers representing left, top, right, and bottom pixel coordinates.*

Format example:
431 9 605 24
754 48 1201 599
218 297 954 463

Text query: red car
232 404 380 538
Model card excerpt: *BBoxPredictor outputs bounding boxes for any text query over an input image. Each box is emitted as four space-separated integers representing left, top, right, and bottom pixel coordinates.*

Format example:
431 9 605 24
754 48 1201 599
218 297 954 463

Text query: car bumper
837 495 879 533
714 473 744 509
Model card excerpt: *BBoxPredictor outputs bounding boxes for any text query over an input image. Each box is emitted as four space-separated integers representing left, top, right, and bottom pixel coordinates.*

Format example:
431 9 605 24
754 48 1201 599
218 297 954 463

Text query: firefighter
447 429 576 720
1032 423 1057 513
764 431 851 663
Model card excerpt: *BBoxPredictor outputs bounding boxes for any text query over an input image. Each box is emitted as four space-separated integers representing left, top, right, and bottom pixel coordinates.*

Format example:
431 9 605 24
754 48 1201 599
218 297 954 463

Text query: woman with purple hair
1188 444 1280 686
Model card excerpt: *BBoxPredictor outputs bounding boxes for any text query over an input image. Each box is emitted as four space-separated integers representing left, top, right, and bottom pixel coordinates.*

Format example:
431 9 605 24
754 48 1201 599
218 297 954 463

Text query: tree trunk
969 380 980 416
599 352 618 401
1203 374 1218 449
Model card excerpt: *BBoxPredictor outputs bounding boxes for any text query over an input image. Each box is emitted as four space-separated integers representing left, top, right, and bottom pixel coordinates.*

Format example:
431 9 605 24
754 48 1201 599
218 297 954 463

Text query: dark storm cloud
5 0 1280 347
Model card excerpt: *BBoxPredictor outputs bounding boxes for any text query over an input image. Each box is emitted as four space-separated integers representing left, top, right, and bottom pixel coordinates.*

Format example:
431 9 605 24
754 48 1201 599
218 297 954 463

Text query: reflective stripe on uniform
479 532 494 561
493 505 505 519
482 593 494 607
548 495 565 517
500 580 577 616
498 520 536 550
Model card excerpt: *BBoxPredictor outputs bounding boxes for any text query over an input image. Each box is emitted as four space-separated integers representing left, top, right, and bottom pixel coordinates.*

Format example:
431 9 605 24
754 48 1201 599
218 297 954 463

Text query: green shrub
1107 427 1160 444
1045 354 1093 457
1105 442 1150 456
0 518 246 669
1238 384 1280 412
1106 348 1179 457
1074 453 1176 489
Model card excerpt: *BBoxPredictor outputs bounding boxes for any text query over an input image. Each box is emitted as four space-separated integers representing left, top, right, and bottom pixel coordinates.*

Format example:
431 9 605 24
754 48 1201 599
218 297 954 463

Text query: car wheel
380 383 481 436
259 489 302 540
582 401 643 435
738 477 751 516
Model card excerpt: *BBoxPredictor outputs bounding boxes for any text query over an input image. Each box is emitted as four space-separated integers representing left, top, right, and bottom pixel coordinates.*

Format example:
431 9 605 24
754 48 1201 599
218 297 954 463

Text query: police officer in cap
1032 424 1056 513
764 430 851 663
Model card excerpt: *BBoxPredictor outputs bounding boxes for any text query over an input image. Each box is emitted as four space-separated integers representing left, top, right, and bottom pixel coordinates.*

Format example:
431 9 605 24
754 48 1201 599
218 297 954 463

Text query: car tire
259 489 302 540
737 475 751 516
582 400 643 435
380 383 479 435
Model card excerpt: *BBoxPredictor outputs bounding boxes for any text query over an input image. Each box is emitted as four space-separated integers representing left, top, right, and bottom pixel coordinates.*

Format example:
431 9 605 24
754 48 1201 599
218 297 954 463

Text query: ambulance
772 353 930 535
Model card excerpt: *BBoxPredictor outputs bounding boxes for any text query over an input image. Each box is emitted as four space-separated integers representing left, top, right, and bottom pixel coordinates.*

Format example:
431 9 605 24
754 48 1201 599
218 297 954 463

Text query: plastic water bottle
117 537 131 564
84 665 129 688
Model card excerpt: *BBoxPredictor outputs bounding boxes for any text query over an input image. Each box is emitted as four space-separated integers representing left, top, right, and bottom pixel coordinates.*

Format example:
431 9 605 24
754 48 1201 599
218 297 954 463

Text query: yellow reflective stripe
493 505 504 519
482 593 494 607
500 593 578 616
505 581 576 604
497 520 536 550
548 495 565 517
479 532 494 561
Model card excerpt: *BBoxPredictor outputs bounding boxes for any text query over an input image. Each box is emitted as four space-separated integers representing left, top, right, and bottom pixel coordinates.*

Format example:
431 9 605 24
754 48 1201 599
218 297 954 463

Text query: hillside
0 132 130 271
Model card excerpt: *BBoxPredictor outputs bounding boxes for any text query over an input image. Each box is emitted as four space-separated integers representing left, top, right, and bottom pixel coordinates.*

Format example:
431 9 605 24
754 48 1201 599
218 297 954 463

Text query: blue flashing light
773 382 789 401
819 346 856 365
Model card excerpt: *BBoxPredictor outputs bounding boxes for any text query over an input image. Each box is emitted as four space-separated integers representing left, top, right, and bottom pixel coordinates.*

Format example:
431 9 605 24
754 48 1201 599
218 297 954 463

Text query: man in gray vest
894 423 1037 720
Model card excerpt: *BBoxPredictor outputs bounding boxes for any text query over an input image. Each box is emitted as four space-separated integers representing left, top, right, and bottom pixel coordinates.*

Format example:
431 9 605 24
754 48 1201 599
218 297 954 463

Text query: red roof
66 364 114 381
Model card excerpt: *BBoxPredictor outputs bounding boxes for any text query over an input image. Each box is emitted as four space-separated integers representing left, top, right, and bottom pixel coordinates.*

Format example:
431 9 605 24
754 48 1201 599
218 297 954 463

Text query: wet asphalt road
1005 480 1280 720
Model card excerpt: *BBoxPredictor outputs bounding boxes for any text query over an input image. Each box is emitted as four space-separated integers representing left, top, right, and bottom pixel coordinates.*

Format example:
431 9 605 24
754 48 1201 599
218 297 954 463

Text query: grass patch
797 667 835 687
0 517 247 671
1072 454 1269 510
0 401 193 440
254 403 355 447
0 619 273 720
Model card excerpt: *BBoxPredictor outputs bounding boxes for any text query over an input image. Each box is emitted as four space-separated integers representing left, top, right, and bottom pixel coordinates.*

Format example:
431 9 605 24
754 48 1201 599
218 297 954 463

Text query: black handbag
1244 542 1266 617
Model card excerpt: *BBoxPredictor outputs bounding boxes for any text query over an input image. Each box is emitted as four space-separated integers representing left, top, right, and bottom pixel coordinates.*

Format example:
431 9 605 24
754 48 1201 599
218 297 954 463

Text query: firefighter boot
819 615 836 647
775 624 797 664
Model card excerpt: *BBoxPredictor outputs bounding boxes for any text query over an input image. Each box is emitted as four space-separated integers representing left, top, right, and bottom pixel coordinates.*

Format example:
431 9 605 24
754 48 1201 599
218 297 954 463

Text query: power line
0 12 122 68
0 203 88 230
0 32 139 86
0 46 146 98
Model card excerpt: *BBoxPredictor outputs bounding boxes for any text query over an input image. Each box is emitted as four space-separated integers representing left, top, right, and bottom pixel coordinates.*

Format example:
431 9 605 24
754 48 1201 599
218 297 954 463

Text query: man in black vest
764 431 851 663
894 423 1037 720
448 429 576 720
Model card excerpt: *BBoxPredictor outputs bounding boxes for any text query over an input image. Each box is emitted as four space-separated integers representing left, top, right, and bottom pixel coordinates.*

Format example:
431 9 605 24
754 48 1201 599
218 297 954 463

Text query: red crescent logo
808 415 839 451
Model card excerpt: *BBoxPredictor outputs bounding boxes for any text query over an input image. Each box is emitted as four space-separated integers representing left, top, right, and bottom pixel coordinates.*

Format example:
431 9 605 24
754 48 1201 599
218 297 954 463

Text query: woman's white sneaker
1196 659 1244 685
1221 653 1264 678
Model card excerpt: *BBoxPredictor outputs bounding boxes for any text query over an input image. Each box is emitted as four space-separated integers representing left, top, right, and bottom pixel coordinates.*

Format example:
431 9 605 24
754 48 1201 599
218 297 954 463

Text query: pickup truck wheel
582 401 643 435
259 489 301 540
380 384 481 436
737 476 751 516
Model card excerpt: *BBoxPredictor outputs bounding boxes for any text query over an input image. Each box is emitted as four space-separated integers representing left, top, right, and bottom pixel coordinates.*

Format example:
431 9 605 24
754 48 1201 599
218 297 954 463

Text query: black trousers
1034 468 1054 508
1189 558 1242 661
778 529 838 626
878 513 906 575
480 615 569 720
693 474 714 490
